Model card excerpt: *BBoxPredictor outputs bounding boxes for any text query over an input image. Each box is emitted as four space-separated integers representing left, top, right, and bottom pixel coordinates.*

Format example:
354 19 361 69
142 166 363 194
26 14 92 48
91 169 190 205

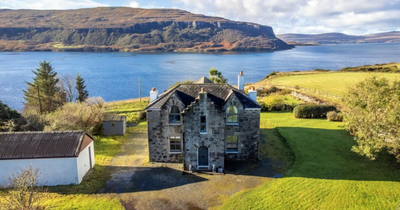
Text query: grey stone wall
147 91 260 171
147 92 185 163
224 94 260 161
182 93 226 171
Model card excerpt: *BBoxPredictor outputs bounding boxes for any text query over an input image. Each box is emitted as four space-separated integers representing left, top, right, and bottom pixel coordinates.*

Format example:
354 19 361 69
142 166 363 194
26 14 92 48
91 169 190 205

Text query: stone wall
224 94 260 160
182 92 226 171
147 92 185 163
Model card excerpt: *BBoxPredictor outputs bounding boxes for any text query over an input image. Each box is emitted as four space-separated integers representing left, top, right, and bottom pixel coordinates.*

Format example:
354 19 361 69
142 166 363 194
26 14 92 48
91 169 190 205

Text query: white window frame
226 105 239 125
226 135 239 153
169 136 182 154
169 105 182 125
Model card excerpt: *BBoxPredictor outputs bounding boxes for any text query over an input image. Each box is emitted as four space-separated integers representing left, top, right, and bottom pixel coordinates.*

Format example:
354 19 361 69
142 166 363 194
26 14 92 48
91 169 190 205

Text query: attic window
169 105 181 124
226 106 238 124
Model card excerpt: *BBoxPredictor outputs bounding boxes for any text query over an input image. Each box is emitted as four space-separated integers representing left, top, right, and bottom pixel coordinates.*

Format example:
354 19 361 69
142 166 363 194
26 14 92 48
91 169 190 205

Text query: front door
198 146 208 167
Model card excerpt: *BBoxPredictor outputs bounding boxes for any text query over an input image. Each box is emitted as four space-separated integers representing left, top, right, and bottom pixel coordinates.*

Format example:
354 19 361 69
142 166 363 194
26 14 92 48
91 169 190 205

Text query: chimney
248 86 257 102
150 87 158 102
238 71 244 91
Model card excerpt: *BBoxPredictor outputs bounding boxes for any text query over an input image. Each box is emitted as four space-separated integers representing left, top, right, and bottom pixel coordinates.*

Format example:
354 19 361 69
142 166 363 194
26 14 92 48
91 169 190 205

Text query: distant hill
0 7 292 52
277 31 400 45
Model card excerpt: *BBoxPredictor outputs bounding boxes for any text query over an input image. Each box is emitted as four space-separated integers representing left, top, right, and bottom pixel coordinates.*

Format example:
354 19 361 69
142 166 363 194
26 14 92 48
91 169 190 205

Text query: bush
263 94 285 111
139 111 147 120
293 105 336 118
327 111 343 122
44 98 105 134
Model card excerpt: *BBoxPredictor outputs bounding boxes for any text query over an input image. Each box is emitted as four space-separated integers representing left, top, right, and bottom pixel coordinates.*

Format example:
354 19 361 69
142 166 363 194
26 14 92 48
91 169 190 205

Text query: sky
0 0 399 35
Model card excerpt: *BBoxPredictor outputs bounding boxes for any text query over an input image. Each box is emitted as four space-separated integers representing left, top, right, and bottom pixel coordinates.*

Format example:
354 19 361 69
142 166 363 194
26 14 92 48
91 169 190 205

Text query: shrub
44 98 105 134
263 94 285 111
327 111 343 122
139 111 147 120
293 105 336 118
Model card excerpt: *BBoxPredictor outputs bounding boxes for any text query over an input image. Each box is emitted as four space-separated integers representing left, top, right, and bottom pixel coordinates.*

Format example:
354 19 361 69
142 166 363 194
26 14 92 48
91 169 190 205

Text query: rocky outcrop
0 7 293 52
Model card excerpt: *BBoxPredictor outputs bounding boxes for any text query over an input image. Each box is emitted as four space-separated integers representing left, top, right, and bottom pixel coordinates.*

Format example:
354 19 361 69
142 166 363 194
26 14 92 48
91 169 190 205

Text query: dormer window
226 106 238 124
169 105 181 124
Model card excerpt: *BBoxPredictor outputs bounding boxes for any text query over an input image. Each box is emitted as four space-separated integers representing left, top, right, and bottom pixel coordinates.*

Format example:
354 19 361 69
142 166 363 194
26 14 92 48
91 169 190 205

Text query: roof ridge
0 130 85 134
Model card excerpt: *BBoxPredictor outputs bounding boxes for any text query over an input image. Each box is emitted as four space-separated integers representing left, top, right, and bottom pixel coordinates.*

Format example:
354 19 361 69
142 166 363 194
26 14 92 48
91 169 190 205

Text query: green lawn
255 72 400 103
218 112 400 209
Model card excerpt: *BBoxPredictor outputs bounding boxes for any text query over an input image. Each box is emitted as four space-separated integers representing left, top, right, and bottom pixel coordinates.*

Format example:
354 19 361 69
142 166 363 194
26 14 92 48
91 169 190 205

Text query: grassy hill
217 112 400 210
253 66 400 103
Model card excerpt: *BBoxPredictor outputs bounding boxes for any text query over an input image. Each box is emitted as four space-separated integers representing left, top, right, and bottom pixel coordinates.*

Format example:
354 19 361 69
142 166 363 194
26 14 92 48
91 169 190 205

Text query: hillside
252 63 400 103
0 7 292 52
277 31 400 45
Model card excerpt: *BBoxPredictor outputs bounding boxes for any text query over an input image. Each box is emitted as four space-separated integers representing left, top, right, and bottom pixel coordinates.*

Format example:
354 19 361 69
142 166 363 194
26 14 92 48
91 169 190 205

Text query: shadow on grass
275 127 400 182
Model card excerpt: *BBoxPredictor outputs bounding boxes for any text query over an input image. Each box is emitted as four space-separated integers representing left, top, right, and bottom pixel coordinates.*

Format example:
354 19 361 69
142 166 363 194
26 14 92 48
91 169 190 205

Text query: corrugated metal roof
103 115 126 121
0 131 93 160
146 83 260 110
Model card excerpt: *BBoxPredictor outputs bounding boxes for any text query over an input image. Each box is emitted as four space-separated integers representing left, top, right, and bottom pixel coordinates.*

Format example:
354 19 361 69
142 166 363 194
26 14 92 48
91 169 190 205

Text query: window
169 105 181 124
200 116 207 133
226 106 238 124
227 136 238 153
170 136 181 153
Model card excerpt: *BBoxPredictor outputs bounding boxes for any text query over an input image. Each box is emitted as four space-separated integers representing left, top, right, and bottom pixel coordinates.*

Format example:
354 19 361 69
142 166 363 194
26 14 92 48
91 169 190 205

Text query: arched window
169 105 181 124
226 106 238 124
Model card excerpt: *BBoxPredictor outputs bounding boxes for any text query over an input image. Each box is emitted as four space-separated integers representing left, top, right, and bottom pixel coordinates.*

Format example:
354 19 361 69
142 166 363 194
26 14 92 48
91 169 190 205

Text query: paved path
105 123 277 210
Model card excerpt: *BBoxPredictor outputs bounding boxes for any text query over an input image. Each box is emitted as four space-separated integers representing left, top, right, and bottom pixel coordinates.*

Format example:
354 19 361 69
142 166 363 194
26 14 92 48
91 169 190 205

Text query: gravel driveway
105 123 278 210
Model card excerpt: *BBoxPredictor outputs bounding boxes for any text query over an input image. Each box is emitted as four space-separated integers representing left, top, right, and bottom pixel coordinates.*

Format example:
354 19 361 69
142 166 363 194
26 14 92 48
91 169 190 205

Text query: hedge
293 105 336 118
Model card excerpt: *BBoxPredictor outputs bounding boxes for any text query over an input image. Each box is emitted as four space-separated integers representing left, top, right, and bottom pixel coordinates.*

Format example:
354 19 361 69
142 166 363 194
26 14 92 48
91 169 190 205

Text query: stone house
145 72 260 172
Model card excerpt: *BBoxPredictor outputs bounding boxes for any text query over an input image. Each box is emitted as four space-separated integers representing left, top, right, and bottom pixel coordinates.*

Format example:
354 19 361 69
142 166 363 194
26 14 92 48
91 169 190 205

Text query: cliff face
0 7 292 52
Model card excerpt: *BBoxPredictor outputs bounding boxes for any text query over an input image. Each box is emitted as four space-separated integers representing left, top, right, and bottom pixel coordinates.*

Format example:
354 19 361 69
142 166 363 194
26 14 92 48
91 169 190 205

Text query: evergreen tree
23 61 66 113
209 67 227 83
76 73 89 102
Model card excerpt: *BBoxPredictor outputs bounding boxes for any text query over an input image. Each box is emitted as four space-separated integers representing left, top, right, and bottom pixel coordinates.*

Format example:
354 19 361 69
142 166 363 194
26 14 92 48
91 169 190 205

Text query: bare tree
61 74 77 102
1 166 47 210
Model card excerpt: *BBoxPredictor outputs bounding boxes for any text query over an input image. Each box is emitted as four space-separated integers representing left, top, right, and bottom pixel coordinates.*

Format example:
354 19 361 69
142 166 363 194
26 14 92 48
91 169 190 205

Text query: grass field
217 112 400 210
254 72 400 103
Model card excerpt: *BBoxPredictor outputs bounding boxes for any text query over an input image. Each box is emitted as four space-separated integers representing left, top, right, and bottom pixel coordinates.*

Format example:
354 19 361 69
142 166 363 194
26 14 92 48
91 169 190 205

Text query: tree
0 100 21 121
23 61 66 113
343 77 400 161
209 67 227 83
0 166 47 210
61 75 77 102
76 73 89 102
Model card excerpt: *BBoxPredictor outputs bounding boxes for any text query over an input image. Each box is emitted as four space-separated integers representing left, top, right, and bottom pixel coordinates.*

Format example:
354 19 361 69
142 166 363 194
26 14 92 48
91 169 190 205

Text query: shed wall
0 157 78 186
76 141 95 183
103 121 125 136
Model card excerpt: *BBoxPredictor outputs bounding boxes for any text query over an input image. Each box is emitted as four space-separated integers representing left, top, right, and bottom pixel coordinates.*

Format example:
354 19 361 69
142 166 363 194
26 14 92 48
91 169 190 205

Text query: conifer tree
76 73 89 102
209 67 227 83
23 61 66 113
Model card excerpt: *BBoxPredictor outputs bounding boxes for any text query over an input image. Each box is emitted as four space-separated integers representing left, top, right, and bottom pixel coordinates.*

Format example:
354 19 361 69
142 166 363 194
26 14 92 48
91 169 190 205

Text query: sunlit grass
217 112 400 209
256 72 400 103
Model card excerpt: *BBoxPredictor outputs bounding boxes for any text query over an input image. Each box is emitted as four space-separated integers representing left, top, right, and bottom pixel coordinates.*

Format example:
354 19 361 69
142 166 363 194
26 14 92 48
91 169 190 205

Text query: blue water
0 43 399 110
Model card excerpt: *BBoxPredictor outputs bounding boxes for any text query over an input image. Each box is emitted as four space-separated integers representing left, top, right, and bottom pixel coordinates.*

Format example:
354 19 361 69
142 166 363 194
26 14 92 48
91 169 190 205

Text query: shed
103 115 126 136
0 131 95 186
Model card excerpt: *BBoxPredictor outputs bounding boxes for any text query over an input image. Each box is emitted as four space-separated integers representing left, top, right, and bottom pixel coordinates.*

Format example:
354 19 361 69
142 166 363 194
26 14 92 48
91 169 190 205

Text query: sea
0 42 399 110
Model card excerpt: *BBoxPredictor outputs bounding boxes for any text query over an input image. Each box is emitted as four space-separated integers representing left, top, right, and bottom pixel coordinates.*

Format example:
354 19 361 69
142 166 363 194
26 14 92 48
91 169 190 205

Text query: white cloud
0 0 107 10
174 0 400 35
127 1 140 8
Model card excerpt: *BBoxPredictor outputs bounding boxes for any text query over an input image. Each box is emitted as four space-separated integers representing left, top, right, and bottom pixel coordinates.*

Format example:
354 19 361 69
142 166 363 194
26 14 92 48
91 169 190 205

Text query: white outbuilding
0 131 95 186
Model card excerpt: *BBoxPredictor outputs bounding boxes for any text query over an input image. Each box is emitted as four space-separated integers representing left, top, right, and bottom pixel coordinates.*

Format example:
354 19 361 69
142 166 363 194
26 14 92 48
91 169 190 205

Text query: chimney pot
248 86 257 102
238 71 245 90
150 87 159 102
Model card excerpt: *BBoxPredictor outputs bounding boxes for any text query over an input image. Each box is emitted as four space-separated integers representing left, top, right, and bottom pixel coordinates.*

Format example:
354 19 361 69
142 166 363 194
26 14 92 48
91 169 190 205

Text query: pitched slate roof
196 77 214 84
146 82 260 110
103 115 126 122
0 131 93 160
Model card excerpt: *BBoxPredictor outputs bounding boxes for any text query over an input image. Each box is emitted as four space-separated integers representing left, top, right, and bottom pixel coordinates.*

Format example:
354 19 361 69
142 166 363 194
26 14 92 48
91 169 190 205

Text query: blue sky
1 0 399 35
